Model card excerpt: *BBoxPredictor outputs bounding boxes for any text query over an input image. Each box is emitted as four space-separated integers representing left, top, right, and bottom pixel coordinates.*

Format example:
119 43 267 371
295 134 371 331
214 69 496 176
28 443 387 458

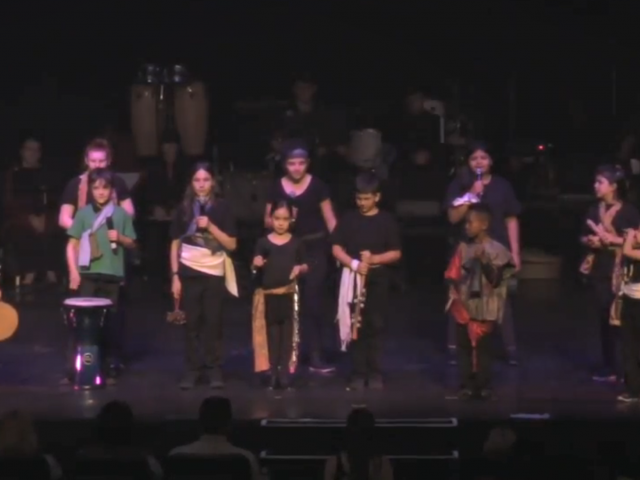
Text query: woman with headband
443 141 522 367
264 139 337 373
580 164 640 384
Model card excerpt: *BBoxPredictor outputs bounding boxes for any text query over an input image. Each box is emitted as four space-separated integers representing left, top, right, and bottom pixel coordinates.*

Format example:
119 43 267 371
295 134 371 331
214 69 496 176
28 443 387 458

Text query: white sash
180 243 238 297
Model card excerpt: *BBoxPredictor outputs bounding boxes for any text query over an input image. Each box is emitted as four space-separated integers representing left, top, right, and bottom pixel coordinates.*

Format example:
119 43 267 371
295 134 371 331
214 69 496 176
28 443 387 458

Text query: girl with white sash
169 162 238 390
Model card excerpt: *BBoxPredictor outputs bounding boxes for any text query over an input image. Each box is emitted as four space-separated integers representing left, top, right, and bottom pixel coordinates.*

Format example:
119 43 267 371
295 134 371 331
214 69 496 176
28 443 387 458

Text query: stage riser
34 418 640 466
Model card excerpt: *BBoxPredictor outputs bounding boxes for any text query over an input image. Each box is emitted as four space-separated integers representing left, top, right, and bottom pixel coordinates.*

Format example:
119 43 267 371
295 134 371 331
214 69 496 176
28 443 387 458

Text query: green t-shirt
67 204 136 279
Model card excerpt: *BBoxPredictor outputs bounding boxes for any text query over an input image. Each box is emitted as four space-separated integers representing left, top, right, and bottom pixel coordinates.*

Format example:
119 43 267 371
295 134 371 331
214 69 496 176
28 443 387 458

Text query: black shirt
444 174 522 248
583 202 640 278
169 198 237 277
60 173 131 210
331 209 402 268
268 176 330 237
254 235 305 290
7 166 54 215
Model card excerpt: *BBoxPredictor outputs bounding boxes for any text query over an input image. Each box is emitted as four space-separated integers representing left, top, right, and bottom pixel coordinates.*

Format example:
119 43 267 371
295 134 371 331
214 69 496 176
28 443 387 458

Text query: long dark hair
343 408 377 480
458 140 493 191
181 161 216 221
595 163 628 201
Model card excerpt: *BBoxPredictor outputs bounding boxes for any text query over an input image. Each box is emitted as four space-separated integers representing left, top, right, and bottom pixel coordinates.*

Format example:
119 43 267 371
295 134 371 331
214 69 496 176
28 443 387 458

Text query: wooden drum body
174 81 209 157
131 85 159 157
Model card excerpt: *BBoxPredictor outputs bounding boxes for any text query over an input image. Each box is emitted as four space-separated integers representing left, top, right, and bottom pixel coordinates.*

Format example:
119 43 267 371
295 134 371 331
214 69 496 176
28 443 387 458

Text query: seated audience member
483 425 517 461
0 409 62 479
170 396 261 479
324 408 393 480
78 400 162 478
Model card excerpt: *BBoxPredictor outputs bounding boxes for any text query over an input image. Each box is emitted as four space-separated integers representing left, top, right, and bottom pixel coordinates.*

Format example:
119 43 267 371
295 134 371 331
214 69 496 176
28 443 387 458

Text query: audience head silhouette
0 410 38 457
344 408 377 480
199 396 232 436
95 401 135 447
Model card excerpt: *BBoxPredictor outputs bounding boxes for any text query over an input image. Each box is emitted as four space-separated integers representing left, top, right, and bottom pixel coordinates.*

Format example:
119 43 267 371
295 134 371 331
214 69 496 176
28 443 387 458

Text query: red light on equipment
537 144 545 151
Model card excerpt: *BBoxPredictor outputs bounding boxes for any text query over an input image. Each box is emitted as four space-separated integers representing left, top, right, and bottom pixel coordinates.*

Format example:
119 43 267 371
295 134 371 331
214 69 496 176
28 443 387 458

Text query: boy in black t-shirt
331 172 402 390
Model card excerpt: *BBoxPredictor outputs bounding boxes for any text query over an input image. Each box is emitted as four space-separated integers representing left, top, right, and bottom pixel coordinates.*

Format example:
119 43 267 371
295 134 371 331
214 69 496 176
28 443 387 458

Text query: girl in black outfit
169 162 238 390
264 139 337 372
580 164 640 383
252 201 307 389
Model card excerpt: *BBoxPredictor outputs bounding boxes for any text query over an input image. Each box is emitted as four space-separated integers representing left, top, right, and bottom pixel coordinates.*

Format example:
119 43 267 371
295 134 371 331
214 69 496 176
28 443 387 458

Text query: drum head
64 297 113 308
0 302 18 341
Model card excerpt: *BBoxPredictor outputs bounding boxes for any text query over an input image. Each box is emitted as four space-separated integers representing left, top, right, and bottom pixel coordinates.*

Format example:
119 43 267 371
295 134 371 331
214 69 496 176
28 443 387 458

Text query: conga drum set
131 64 209 158
61 297 112 390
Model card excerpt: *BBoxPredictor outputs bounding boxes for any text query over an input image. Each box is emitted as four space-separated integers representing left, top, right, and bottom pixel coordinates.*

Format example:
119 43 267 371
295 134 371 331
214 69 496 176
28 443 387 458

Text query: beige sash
179 243 238 297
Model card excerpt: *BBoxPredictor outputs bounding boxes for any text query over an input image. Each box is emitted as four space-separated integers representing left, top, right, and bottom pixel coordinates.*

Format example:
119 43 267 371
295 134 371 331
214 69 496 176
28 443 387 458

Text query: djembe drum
175 81 209 157
62 297 112 390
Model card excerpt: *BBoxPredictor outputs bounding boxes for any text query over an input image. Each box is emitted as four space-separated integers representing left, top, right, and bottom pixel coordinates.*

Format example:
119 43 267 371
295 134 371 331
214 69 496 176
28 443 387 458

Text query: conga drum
62 297 112 390
174 81 209 157
131 85 159 157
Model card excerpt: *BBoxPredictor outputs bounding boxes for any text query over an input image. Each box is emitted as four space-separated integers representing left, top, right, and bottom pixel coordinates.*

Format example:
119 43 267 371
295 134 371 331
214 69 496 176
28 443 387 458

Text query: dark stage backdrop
0 1 637 169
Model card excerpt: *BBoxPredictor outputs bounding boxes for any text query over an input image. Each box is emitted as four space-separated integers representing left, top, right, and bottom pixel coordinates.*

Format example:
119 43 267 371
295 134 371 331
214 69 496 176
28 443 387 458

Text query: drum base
71 344 105 390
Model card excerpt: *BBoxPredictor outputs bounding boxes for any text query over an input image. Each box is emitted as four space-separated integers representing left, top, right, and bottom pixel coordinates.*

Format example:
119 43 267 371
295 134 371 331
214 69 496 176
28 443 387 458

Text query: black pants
350 272 388 378
181 275 226 371
456 322 493 390
621 295 640 395
265 294 294 370
66 277 122 375
447 298 516 351
298 245 329 359
593 278 620 374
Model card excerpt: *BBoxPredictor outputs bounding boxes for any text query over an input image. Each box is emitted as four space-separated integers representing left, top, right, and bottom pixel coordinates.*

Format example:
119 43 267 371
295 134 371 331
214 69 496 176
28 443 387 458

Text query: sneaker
278 368 293 390
178 371 199 390
367 375 384 390
617 393 639 403
478 388 493 400
309 355 335 373
455 388 474 401
592 369 617 382
347 377 365 391
208 369 225 389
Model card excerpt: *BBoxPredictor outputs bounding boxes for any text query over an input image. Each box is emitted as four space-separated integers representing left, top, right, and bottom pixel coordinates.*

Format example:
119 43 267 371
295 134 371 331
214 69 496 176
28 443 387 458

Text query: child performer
66 169 137 384
580 164 640 383
617 228 640 402
332 172 402 391
252 201 308 390
169 162 238 390
445 203 514 400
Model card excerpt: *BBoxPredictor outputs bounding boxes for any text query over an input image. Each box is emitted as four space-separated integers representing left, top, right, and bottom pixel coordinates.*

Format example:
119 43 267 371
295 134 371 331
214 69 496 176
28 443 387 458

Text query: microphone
198 198 207 232
106 216 117 254
475 168 483 199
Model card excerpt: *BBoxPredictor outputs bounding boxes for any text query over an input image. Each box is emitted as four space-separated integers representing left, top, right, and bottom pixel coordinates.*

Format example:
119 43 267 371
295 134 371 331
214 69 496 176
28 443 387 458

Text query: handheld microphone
475 168 483 198
106 216 117 254
198 198 207 232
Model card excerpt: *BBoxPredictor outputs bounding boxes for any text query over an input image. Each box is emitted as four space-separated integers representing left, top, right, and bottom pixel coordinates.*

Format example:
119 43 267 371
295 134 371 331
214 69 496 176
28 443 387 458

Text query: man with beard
264 139 337 372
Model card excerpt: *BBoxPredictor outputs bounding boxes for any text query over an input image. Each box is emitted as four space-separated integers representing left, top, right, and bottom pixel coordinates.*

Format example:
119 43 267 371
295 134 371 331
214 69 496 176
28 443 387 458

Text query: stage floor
0 278 637 422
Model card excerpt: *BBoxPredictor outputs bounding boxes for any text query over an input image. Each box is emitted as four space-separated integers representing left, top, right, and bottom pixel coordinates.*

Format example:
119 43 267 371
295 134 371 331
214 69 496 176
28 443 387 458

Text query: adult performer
58 138 135 378
264 139 337 372
444 141 521 366
58 138 135 229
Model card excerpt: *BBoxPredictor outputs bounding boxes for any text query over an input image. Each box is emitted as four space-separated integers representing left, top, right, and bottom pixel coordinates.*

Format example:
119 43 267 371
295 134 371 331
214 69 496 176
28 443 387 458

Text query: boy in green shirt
66 168 136 382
